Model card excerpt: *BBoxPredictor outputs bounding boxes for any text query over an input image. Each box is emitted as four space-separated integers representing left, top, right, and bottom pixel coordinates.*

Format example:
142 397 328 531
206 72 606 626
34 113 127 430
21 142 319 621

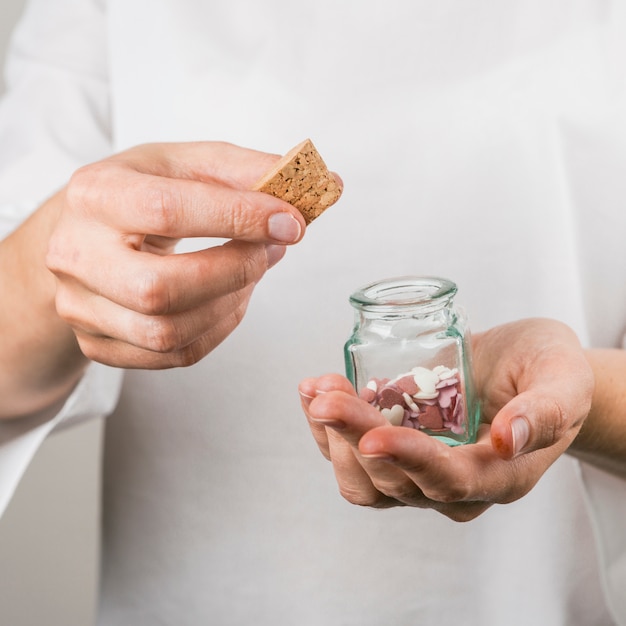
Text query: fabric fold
0 362 123 517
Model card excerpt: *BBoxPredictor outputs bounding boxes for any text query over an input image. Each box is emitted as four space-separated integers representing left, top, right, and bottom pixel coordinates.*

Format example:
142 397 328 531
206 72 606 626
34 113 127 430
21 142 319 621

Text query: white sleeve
578 336 626 626
0 0 112 238
579 462 626 626
0 0 123 518
0 362 123 517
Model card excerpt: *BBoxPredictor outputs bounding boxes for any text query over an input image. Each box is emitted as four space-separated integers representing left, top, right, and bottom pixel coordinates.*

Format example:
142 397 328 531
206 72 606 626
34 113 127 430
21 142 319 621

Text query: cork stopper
252 138 342 224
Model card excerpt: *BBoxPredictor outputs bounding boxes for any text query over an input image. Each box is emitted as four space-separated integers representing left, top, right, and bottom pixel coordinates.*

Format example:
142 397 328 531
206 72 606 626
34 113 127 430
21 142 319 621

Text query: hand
45 141 307 369
299 318 594 521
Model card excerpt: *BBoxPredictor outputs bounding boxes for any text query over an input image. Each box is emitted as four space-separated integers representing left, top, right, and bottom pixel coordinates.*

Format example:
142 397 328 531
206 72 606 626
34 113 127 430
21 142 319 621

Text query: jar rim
349 276 457 311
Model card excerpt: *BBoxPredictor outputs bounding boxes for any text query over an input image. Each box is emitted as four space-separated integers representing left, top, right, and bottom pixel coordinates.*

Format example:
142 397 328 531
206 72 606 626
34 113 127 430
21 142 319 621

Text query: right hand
46 141 308 369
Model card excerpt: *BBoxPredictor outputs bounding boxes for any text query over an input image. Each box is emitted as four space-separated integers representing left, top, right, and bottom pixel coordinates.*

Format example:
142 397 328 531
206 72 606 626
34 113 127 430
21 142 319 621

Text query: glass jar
344 276 480 446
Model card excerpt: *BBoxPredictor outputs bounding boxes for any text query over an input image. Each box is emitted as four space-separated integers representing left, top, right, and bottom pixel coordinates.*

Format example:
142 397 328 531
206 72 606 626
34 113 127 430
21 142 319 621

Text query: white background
0 1 101 624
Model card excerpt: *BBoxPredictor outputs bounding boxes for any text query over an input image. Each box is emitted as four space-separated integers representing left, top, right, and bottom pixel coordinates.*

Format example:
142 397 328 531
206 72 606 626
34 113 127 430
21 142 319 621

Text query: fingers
299 374 357 399
120 141 283 190
45 141 307 370
326 430 401 509
68 283 254 369
299 375 356 460
68 144 306 243
49 237 279 316
359 425 488 501
299 384 331 460
301 380 552 518
49 236 277 369
302 381 432 508
58 275 252 352
357 423 542 517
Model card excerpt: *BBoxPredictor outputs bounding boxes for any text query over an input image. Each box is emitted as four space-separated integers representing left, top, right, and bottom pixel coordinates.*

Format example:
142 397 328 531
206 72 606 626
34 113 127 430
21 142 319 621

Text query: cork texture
252 138 342 224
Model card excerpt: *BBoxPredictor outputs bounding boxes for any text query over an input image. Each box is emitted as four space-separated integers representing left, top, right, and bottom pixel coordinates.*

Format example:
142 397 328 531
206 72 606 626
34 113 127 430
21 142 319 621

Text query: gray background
0 1 101 624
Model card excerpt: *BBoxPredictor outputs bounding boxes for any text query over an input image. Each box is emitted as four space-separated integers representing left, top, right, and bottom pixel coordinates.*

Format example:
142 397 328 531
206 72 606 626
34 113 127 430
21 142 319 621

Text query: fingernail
265 244 286 268
309 416 346 430
511 417 530 456
268 213 302 243
298 390 314 412
360 452 397 462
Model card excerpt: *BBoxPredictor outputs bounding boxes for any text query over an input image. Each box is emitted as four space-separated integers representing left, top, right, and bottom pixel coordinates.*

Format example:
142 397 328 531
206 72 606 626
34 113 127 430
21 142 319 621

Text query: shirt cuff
0 361 123 517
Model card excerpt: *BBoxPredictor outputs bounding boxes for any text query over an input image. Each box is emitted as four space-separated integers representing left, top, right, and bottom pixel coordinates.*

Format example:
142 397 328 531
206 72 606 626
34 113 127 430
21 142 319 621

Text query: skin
299 319 626 521
0 141 308 419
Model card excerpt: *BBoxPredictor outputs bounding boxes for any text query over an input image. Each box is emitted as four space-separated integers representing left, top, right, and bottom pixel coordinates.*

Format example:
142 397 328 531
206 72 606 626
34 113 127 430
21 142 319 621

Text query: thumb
489 390 574 460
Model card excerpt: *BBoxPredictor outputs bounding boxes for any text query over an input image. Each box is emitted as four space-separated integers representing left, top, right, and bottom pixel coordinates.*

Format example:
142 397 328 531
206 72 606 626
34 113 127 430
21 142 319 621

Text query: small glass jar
344 276 480 446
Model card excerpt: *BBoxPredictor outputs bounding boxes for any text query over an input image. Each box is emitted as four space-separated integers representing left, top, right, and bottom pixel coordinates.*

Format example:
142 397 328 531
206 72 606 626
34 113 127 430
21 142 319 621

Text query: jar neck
349 276 457 321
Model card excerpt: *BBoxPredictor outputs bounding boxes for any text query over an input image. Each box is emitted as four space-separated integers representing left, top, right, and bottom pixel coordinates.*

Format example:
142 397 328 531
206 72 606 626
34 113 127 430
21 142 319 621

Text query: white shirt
1 1 625 624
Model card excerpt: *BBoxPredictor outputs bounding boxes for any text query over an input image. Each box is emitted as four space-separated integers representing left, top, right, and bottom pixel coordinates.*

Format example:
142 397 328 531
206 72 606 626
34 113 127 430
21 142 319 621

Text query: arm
0 192 88 418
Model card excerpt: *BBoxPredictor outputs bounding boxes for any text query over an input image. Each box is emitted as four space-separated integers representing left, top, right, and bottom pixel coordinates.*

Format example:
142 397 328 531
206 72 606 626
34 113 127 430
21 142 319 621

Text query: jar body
344 277 479 446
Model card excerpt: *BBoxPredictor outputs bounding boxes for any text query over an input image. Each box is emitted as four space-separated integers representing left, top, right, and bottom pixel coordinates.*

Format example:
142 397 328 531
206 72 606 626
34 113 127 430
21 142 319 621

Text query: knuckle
140 183 183 234
423 481 472 504
230 192 253 230
68 159 184 236
338 485 391 509
338 488 374 507
52 288 75 324
46 221 82 278
135 270 171 315
66 161 110 210
533 397 568 450
370 478 415 503
234 251 263 291
45 241 64 275
143 316 183 353
173 342 205 368
220 291 252 333
549 398 568 437
226 191 262 236
66 165 94 204
76 337 100 363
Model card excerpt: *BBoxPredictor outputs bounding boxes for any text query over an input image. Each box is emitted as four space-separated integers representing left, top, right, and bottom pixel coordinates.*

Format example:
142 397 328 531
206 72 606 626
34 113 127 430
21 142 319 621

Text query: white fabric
581 463 626 623
0 362 122 516
1 0 625 624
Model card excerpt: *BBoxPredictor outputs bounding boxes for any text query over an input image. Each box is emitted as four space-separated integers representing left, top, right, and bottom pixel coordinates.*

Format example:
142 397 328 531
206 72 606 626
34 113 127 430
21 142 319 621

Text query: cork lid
252 138 342 224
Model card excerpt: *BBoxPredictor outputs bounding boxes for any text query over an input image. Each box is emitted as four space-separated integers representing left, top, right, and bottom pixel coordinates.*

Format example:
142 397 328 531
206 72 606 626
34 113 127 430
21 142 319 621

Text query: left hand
299 318 594 521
